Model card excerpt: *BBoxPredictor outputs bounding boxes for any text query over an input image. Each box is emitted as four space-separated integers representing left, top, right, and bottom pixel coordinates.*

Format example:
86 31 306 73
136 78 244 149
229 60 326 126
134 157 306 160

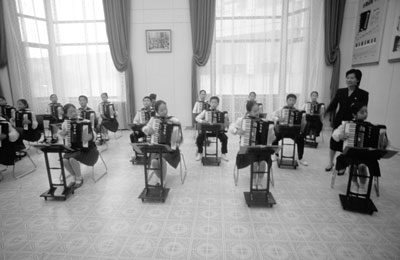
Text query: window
15 0 124 107
199 0 322 119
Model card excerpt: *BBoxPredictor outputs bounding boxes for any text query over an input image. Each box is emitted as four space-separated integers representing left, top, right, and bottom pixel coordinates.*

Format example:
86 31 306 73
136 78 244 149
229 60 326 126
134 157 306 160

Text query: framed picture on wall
146 30 172 53
388 1 400 63
351 0 388 66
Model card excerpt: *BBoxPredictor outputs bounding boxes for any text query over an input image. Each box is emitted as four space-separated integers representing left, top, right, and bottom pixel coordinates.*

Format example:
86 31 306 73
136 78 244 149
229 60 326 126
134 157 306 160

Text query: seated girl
230 100 275 189
11 99 41 151
332 103 388 194
59 104 99 188
0 115 19 170
142 100 182 186
98 92 119 140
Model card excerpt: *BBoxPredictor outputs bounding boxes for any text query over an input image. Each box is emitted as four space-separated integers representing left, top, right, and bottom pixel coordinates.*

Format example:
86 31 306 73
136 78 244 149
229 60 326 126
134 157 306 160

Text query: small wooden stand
34 144 76 201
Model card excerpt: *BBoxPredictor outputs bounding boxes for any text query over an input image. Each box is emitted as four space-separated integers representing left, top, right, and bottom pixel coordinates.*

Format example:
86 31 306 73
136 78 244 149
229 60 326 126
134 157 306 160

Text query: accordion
150 118 181 150
205 110 227 124
197 101 210 113
65 120 93 150
280 108 302 125
103 103 116 119
15 111 33 130
241 117 272 146
49 103 63 121
0 121 9 148
344 121 387 150
80 110 96 128
305 102 324 115
138 109 155 124
0 105 16 120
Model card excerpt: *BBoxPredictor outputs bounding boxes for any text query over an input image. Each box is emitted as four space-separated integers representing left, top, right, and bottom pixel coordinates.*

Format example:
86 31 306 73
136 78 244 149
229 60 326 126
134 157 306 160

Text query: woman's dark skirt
63 144 99 166
0 140 16 166
150 148 181 169
102 119 119 132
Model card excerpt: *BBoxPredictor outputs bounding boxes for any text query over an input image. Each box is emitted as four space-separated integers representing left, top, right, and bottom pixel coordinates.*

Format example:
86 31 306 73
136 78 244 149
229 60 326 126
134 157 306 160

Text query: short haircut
50 94 57 99
17 99 29 108
199 90 206 94
351 102 367 115
143 96 151 101
246 100 258 112
149 93 157 100
78 95 88 102
210 96 219 103
310 91 319 96
101 92 108 97
63 103 76 115
286 94 297 100
249 91 256 96
346 69 362 85
154 100 166 113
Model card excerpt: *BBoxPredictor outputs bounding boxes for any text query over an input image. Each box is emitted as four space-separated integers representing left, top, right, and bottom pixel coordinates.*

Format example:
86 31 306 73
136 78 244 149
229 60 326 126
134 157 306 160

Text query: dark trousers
130 131 146 143
272 132 305 160
196 131 228 154
305 120 323 137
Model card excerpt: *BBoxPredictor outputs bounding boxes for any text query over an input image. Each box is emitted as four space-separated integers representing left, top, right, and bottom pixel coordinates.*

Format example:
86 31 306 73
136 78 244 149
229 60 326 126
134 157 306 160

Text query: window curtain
0 0 7 68
324 0 346 100
198 0 326 121
2 0 126 128
189 0 216 124
3 0 31 105
103 0 135 120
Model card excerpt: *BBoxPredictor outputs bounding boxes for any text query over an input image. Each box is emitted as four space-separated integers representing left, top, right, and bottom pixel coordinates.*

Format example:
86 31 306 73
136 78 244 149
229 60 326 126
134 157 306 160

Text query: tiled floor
1 129 400 260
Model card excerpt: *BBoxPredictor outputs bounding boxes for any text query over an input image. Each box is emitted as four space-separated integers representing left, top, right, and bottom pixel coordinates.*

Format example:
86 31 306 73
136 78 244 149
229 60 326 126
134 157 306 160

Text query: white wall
130 0 192 126
339 0 400 148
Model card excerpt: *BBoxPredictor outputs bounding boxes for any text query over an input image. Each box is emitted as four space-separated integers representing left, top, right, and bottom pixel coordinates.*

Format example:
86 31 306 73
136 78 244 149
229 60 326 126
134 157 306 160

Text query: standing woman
324 69 369 171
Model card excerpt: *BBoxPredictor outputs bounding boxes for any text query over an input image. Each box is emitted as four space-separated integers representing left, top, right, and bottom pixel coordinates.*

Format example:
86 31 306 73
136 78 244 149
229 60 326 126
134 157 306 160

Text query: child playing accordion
332 103 388 194
98 92 119 140
142 100 182 186
59 104 99 188
230 101 275 189
130 96 155 143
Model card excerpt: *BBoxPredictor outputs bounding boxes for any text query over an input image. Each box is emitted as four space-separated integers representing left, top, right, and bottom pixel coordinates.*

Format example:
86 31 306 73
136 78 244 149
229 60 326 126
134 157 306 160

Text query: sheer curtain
3 0 126 126
198 0 325 121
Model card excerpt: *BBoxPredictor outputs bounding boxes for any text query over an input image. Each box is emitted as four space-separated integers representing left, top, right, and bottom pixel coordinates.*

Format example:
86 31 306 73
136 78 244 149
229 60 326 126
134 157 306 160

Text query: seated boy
195 96 229 162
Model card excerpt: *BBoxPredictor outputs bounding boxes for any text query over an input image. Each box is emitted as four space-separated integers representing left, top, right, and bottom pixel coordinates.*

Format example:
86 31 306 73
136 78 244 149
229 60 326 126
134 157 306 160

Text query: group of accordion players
0 93 119 187
0 87 391 198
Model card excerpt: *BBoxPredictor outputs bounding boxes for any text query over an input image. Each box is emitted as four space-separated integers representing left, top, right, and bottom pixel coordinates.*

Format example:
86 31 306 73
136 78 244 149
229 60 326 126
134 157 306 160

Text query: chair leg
374 176 379 197
91 153 108 183
179 153 187 184
233 165 239 186
270 167 274 188
331 170 337 189
0 167 8 181
13 153 37 179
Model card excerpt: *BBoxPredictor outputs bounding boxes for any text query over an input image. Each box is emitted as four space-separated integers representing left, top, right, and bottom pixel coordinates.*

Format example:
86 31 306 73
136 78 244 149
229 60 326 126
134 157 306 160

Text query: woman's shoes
325 163 334 171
